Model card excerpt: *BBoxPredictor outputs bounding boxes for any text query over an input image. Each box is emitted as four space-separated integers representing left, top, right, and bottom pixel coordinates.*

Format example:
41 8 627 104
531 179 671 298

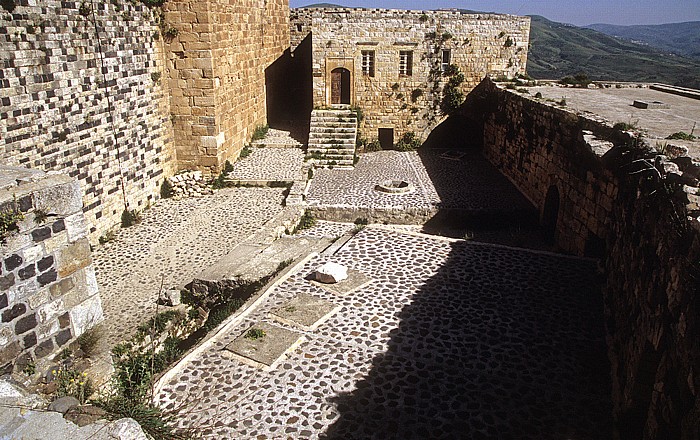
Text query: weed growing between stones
0 199 24 243
99 229 117 244
394 131 422 151
160 179 173 199
667 132 696 141
240 144 253 159
55 367 94 404
293 210 317 234
440 65 465 115
76 325 102 358
245 328 266 340
251 125 269 141
121 209 142 228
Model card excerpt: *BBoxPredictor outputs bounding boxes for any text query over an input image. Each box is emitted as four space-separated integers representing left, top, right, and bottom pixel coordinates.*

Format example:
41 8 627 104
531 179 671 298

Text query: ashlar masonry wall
0 167 103 374
164 0 290 173
293 8 529 142
464 78 700 439
0 0 176 241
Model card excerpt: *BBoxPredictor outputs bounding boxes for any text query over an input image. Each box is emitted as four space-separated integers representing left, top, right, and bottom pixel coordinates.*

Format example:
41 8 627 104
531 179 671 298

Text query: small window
296 23 303 32
362 50 375 77
441 49 451 73
399 51 413 76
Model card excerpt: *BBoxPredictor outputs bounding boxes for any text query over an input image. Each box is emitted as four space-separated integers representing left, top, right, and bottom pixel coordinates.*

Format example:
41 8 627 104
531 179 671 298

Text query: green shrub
77 325 102 358
121 209 142 228
0 201 23 243
239 144 253 159
99 229 117 244
614 122 637 131
394 132 422 151
411 88 424 102
160 179 173 199
251 125 269 141
294 210 316 233
245 328 266 340
224 160 234 173
54 367 93 404
666 132 696 141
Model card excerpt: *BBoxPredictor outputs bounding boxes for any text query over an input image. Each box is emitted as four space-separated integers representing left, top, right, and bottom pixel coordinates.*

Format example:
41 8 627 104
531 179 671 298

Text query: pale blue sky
289 0 700 26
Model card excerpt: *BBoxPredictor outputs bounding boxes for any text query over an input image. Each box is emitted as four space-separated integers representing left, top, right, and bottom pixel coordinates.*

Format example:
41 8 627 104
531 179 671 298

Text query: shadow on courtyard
321 237 613 439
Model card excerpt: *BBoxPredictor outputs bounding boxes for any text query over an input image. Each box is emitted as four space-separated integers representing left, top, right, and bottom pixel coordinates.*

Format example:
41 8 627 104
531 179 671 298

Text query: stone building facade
163 0 289 172
0 0 290 241
1 167 103 375
291 8 530 145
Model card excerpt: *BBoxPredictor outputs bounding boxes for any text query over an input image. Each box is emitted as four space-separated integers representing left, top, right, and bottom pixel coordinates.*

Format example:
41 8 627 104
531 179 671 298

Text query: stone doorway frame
324 57 355 107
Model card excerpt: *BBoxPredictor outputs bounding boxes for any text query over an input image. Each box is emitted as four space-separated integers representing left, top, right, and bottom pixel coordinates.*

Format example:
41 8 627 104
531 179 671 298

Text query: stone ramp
308 108 358 168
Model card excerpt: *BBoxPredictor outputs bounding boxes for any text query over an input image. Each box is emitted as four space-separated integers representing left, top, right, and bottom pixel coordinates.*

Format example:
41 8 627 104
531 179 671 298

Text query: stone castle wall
465 78 700 439
1 168 103 374
164 0 290 173
0 0 176 241
292 8 529 143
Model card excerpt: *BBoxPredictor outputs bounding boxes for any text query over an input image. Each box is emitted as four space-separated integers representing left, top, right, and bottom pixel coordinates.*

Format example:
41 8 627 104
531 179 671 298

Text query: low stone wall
462 78 700 439
0 167 103 374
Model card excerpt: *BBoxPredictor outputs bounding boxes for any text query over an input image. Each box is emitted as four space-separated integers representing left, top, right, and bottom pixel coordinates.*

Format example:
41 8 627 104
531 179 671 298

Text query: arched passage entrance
330 67 351 105
542 185 560 244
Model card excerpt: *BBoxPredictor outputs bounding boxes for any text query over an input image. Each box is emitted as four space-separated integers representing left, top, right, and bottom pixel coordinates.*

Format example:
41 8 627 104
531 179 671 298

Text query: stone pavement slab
270 292 339 331
154 226 612 439
225 321 304 369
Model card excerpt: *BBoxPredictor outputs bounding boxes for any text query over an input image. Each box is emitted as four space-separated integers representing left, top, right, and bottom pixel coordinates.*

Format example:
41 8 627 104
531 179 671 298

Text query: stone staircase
307 107 358 168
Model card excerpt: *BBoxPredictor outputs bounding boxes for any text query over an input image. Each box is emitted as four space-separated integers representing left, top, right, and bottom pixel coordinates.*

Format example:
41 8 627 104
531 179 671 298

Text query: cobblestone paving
92 187 287 345
306 150 533 213
229 148 306 182
252 127 305 148
155 226 612 439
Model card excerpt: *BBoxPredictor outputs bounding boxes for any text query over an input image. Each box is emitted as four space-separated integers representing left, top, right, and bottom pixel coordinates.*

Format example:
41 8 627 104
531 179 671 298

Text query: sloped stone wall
464 78 700 439
293 8 529 142
0 0 176 241
0 167 103 374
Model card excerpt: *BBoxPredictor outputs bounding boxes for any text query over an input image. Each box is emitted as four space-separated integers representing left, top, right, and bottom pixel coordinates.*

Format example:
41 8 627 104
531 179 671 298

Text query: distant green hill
527 15 700 88
586 22 700 59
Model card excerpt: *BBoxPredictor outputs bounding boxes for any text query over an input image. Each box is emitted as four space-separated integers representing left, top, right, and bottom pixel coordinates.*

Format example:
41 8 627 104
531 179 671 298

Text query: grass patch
251 125 269 142
293 210 316 234
667 131 696 141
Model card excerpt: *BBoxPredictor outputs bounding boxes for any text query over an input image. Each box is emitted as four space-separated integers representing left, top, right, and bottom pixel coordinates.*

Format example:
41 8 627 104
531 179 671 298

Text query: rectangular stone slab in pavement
269 292 340 330
308 268 373 296
224 321 304 369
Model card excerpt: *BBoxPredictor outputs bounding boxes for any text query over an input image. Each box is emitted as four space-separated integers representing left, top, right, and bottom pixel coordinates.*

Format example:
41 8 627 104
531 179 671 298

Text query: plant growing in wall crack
0 198 24 243
440 64 465 115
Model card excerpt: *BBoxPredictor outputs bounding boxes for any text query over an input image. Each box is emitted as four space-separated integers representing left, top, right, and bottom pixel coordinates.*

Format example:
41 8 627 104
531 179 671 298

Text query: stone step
310 117 357 124
309 126 356 132
308 138 356 145
308 149 356 156
313 109 355 116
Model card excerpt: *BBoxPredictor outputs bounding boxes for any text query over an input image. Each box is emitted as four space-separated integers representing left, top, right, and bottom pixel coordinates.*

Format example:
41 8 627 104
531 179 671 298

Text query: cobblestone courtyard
155 225 611 439
89 145 612 438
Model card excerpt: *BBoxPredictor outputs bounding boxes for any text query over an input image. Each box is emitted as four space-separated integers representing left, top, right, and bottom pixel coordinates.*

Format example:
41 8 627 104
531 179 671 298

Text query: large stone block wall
0 167 103 373
293 8 529 142
164 0 290 173
465 78 700 439
0 0 176 241
475 80 622 256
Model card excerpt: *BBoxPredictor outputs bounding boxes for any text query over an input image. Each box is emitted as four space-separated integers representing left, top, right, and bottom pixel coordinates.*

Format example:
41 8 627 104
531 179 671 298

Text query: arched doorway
330 67 351 105
542 185 560 244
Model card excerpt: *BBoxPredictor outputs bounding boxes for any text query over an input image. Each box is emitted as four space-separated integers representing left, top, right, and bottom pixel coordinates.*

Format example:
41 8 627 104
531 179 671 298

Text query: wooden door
331 70 342 104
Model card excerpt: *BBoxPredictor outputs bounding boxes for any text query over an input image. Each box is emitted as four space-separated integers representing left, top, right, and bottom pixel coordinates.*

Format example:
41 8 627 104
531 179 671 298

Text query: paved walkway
155 224 612 439
92 188 291 354
307 150 534 213
229 148 306 182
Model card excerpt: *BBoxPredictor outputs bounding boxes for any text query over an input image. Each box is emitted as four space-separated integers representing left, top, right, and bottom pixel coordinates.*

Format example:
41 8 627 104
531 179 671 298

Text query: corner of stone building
0 168 103 376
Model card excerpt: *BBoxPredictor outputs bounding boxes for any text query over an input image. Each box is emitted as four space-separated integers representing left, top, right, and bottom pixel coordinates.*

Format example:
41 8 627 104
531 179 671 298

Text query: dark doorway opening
542 185 560 244
378 128 394 150
331 68 351 105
